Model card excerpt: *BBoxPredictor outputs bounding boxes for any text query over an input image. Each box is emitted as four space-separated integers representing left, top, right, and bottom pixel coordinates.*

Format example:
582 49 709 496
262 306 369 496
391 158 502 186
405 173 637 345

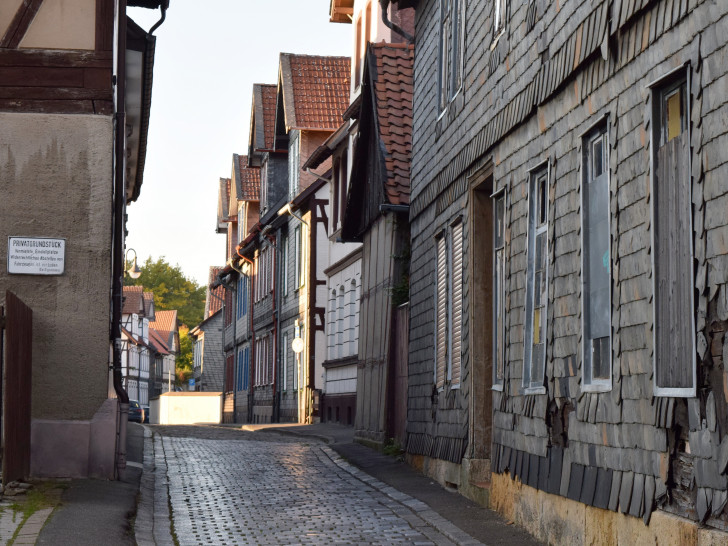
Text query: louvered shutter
451 223 463 386
435 236 448 388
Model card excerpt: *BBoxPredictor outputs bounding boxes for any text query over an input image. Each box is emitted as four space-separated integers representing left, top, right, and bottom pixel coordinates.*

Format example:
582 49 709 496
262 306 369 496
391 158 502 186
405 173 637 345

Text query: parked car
142 405 150 424
128 400 144 423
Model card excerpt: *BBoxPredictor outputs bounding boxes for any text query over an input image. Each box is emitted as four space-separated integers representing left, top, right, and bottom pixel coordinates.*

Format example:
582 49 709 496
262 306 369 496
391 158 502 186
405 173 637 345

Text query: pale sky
126 1 352 286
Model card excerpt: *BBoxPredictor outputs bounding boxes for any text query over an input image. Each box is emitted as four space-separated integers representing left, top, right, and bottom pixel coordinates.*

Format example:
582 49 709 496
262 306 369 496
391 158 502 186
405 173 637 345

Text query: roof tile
280 54 351 130
205 266 225 319
371 43 414 206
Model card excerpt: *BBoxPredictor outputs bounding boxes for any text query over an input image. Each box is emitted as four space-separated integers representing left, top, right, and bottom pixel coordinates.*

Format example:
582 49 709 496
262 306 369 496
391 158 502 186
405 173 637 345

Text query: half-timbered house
0 0 166 479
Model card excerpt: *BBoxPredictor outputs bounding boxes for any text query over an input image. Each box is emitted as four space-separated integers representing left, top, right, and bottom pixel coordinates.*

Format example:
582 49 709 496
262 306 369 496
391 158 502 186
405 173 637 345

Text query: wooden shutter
451 223 463 386
655 131 693 392
435 236 448 388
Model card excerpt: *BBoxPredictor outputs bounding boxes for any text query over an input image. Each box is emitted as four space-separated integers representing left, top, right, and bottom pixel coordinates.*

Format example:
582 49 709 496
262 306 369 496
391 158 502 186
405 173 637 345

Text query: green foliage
177 325 194 379
126 256 205 328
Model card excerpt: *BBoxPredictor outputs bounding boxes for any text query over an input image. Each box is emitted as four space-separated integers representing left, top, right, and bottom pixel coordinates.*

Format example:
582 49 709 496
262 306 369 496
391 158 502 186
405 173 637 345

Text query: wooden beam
1 0 45 49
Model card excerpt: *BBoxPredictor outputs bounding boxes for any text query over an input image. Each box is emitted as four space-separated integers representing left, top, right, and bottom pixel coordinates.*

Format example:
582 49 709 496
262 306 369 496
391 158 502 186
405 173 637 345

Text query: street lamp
126 248 142 279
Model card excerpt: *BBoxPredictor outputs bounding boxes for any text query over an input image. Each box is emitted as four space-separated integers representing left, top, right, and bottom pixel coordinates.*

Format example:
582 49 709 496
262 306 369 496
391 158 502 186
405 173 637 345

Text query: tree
176 325 194 385
126 256 205 328
126 256 205 387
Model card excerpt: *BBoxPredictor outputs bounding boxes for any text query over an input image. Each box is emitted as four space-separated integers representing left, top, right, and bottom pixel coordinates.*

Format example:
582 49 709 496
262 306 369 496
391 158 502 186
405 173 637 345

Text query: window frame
649 67 696 398
580 122 613 393
492 189 506 391
522 162 550 394
492 0 506 44
289 134 300 199
437 0 465 116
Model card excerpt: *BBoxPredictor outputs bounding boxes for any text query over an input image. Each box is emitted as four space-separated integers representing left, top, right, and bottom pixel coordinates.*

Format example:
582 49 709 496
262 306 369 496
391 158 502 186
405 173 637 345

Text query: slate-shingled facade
406 0 728 541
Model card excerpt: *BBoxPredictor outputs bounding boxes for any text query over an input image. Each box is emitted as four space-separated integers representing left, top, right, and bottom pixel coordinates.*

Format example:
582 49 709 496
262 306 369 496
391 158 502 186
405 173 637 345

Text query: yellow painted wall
20 0 96 51
491 473 728 545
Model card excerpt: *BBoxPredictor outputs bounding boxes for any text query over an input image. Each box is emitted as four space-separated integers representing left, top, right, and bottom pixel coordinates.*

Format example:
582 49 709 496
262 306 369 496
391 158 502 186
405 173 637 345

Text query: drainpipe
237 252 255 423
378 0 415 44
111 0 129 478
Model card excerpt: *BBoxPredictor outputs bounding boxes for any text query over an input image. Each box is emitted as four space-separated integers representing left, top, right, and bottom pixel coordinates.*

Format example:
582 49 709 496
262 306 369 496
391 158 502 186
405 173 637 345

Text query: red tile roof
148 327 170 354
250 84 278 153
122 286 144 315
279 54 351 131
149 310 178 349
205 266 225 319
371 43 413 206
233 154 260 201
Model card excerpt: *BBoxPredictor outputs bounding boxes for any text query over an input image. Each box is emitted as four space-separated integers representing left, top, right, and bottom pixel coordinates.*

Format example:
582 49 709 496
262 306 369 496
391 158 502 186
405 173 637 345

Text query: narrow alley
135 425 540 545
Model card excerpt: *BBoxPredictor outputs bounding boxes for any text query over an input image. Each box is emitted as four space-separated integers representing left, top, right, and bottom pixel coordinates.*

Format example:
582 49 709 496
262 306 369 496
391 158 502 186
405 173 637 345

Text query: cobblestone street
139 426 484 545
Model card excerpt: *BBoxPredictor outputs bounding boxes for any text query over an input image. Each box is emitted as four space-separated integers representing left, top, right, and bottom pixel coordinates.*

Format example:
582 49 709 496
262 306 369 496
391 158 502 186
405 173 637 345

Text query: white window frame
649 67 696 398
289 135 300 199
581 122 613 393
522 162 549 394
282 234 289 297
283 332 289 392
492 189 506 391
438 0 465 115
493 0 506 44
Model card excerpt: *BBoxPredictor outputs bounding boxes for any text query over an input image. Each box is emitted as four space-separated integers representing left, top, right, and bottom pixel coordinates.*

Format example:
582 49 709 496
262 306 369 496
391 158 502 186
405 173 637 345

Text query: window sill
581 383 611 394
522 386 546 395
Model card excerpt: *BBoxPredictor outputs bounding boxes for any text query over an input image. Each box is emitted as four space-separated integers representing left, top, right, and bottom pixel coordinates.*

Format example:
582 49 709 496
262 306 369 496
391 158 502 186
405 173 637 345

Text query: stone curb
136 426 175 546
319 446 486 546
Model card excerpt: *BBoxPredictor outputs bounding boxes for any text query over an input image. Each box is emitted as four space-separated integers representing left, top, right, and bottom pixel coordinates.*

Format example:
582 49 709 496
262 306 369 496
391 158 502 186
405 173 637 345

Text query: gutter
112 0 130 478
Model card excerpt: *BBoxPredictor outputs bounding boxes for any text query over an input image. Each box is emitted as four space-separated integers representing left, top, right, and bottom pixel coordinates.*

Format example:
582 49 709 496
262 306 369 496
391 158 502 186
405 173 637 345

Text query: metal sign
7 237 65 276
291 337 304 354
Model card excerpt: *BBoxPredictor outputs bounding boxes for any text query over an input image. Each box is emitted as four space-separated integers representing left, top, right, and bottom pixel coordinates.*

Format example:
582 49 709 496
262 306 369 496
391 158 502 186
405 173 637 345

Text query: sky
126 1 352 286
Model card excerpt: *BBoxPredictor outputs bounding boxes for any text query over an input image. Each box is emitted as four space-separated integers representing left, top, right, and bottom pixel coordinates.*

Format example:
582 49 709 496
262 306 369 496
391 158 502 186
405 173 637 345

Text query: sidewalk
33 422 145 545
242 423 541 546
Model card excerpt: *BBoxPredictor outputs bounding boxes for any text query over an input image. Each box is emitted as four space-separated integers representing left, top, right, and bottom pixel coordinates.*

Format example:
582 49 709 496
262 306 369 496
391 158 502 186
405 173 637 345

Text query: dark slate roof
371 43 413 206
279 53 351 131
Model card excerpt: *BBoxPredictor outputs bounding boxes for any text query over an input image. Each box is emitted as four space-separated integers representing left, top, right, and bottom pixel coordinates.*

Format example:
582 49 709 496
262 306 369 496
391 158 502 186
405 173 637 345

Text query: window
289 135 300 199
523 166 548 393
237 276 244 319
337 287 345 358
242 275 248 316
354 16 363 88
652 73 695 397
237 348 244 391
282 234 289 296
493 193 506 389
349 280 358 357
261 161 268 211
295 226 304 289
434 221 463 389
283 333 289 392
238 204 245 242
493 0 506 38
438 0 464 112
582 125 612 391
243 347 249 390
328 290 337 360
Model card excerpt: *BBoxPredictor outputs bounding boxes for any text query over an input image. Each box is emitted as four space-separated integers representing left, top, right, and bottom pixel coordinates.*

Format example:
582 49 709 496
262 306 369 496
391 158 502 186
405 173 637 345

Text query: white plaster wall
20 0 96 50
325 364 357 395
0 112 113 421
152 392 222 425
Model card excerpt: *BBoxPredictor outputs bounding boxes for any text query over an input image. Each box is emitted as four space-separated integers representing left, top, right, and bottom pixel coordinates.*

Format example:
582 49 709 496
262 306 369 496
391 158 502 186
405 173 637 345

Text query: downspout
237 251 255 423
307 211 316 424
112 0 129 478
378 0 415 44
148 0 168 35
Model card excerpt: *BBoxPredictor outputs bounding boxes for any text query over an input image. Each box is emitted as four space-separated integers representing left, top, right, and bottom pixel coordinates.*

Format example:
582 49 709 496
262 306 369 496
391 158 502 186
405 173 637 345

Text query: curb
319 446 486 546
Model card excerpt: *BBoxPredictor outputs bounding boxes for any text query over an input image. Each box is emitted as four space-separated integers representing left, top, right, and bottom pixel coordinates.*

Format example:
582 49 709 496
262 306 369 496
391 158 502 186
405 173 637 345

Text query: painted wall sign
7 237 66 275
